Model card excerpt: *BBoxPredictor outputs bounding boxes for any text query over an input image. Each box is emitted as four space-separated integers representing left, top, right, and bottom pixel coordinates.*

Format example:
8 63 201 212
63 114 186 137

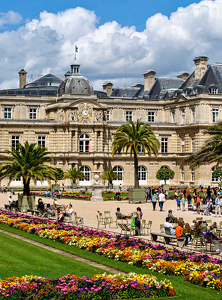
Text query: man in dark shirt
207 186 211 202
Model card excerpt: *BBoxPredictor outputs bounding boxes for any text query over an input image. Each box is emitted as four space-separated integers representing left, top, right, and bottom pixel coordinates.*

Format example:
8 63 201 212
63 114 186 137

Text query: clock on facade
82 109 88 116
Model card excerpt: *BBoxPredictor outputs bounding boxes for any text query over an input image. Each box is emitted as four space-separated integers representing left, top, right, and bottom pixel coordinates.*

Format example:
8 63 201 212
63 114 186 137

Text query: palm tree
64 167 86 184
101 169 118 185
0 141 57 195
112 119 160 188
186 121 222 167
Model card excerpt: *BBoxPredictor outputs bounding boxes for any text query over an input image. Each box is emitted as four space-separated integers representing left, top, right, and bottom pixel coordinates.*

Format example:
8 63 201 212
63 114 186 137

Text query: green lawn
0 232 107 279
0 224 221 300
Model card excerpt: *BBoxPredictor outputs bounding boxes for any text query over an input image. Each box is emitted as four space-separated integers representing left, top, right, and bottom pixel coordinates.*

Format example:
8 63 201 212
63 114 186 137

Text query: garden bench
150 232 184 247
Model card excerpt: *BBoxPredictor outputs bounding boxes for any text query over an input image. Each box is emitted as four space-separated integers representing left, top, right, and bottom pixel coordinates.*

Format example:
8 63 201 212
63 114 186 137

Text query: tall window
182 109 185 124
212 166 218 182
106 110 110 121
79 166 91 182
181 167 184 181
138 145 144 154
29 108 37 119
172 110 175 123
126 111 132 121
113 166 123 181
191 137 195 153
12 136 19 150
161 138 168 153
4 108 11 119
191 168 195 181
138 166 147 181
38 136 45 147
212 108 219 123
79 134 90 153
192 108 195 123
148 111 155 122
181 138 185 153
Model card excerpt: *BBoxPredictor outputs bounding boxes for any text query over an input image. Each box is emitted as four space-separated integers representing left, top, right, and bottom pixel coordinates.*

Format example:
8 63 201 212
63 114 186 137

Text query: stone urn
91 171 103 202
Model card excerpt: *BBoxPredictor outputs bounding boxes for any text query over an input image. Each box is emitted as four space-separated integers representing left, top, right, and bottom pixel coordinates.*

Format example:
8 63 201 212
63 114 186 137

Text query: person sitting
168 210 175 223
175 221 189 246
46 203 55 216
56 207 64 223
184 223 192 240
114 191 121 201
8 196 13 210
164 217 176 235
63 204 73 217
115 207 130 219
37 198 45 213
53 198 63 208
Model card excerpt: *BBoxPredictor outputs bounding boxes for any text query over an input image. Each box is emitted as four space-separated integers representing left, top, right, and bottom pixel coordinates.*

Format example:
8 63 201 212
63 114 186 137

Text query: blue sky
1 0 201 32
0 0 221 90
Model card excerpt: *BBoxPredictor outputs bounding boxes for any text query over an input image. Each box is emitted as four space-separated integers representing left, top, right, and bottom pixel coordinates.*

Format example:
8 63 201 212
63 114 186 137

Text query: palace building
0 55 221 188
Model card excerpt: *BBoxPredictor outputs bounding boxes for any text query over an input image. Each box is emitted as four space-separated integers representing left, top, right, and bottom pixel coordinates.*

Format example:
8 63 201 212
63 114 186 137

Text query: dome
57 61 94 95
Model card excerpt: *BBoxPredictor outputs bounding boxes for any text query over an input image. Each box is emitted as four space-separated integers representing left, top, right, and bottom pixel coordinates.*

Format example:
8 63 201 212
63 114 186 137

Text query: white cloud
0 11 22 28
1 1 222 90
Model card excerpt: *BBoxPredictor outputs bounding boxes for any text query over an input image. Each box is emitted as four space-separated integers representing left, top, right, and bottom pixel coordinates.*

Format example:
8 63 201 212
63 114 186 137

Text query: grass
0 224 221 300
0 231 107 279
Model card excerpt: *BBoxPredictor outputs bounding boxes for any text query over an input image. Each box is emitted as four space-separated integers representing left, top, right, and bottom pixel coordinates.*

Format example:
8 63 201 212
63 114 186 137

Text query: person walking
215 195 221 217
158 191 165 211
151 191 158 211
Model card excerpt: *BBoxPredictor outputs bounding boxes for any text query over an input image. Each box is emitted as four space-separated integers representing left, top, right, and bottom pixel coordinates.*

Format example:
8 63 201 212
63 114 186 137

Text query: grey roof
57 74 94 95
174 62 222 97
0 88 58 96
24 73 63 88
145 78 183 100
110 87 140 98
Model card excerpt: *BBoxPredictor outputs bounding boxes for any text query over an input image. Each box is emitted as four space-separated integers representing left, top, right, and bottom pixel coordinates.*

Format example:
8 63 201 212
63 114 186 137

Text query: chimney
131 83 143 88
177 72 189 82
143 69 156 92
102 81 113 97
18 69 27 88
193 56 209 81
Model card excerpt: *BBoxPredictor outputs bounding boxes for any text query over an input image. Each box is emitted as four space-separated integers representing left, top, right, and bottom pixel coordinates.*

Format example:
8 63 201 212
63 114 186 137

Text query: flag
75 45 78 53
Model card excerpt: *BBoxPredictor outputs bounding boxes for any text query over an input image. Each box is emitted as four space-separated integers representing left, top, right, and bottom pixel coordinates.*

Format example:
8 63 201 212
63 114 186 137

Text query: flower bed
0 209 222 292
185 269 222 291
0 273 176 299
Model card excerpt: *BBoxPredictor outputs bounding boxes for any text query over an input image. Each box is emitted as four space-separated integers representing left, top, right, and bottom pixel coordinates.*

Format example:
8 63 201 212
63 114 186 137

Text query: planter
162 184 169 191
18 194 35 211
52 184 60 191
129 188 145 203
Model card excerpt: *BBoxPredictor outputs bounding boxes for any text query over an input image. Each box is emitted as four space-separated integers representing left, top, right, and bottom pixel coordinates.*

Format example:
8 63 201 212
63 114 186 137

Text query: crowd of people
37 198 73 223
145 186 221 217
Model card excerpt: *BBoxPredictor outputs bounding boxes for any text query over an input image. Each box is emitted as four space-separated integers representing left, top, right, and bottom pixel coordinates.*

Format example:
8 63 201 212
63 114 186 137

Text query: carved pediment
173 94 189 103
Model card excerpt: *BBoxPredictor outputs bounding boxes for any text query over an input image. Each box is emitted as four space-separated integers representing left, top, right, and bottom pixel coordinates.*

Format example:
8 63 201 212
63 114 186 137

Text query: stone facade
0 56 221 188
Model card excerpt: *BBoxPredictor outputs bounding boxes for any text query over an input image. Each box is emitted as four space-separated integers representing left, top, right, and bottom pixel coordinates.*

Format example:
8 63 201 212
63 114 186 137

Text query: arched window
79 166 91 182
161 165 169 169
138 166 147 181
113 166 123 181
212 166 218 182
79 134 90 153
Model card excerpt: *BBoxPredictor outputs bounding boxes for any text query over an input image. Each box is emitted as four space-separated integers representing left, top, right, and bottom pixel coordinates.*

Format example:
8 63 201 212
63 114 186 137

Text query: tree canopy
112 119 160 188
186 121 222 167
101 169 118 185
0 141 57 195
64 167 86 184
156 168 175 184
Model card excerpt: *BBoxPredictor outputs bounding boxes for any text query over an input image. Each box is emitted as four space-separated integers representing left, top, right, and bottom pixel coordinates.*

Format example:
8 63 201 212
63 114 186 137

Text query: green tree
186 121 222 167
212 168 222 183
52 167 64 184
0 141 57 195
101 169 118 185
112 119 160 188
64 167 86 184
156 167 175 184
